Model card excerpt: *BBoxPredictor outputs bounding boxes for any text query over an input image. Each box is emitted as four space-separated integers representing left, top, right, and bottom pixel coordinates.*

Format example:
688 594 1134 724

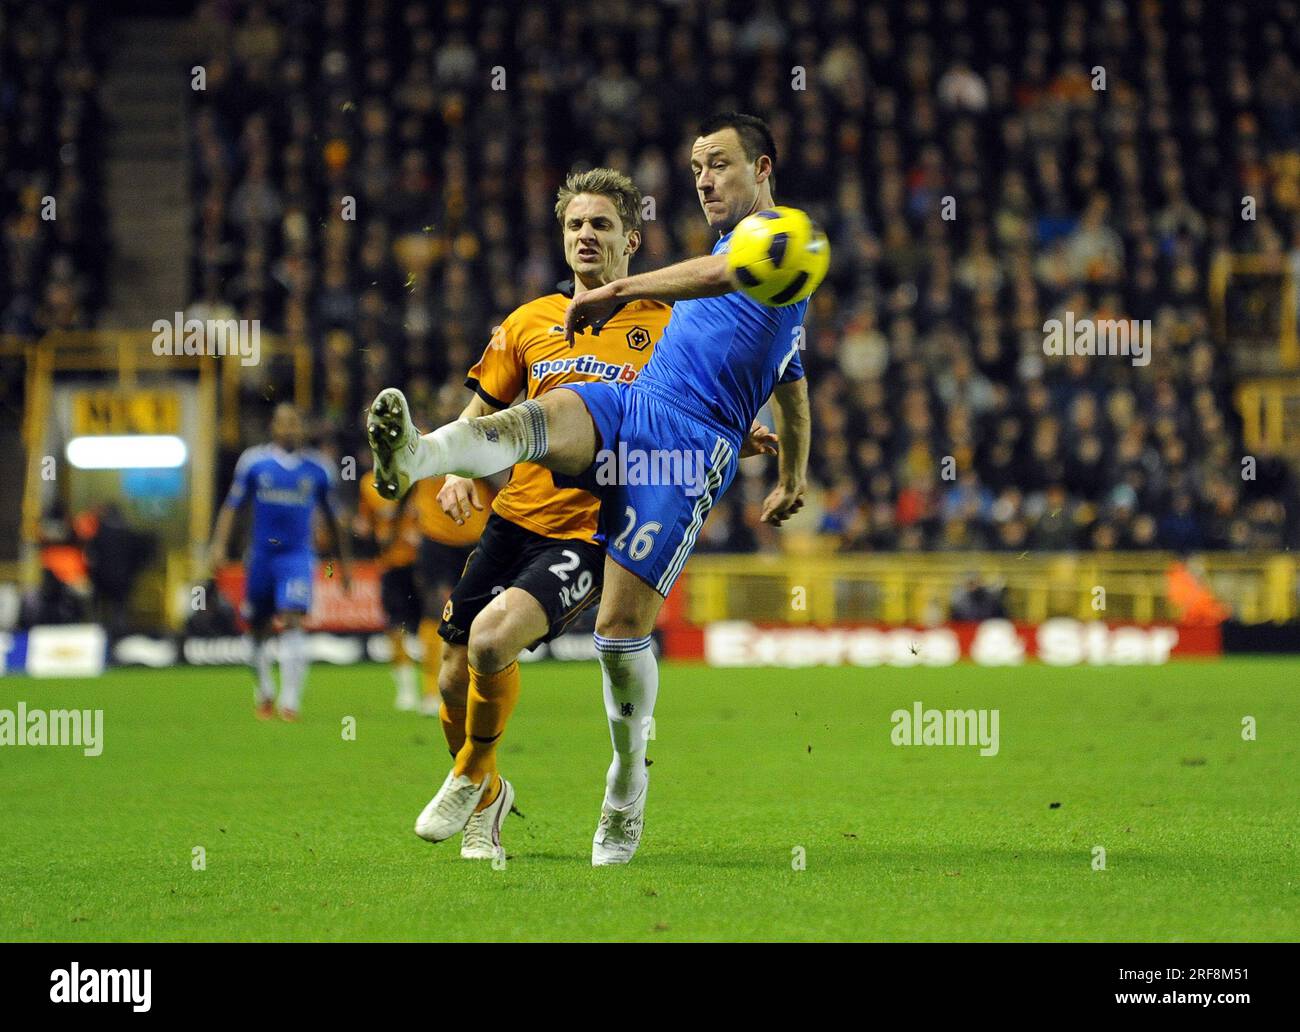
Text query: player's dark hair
698 112 777 180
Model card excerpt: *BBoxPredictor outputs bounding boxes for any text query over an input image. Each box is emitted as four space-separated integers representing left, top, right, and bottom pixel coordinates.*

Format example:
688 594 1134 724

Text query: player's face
271 406 302 450
561 193 639 283
691 129 767 232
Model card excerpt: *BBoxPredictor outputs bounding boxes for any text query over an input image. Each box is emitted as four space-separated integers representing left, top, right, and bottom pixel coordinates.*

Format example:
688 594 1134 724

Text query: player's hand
740 419 778 458
761 480 806 526
438 474 484 525
564 282 621 344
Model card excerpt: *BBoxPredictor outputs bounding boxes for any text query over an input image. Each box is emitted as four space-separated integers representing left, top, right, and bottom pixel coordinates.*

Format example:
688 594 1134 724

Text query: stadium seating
16 0 1300 554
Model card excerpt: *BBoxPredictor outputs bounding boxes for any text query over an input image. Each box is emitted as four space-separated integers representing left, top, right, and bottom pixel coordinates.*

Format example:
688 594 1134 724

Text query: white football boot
366 387 420 500
414 768 493 843
460 776 515 860
592 776 648 866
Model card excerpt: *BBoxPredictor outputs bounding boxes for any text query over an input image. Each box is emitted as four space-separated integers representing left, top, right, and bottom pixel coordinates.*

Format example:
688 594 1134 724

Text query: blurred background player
208 404 352 720
355 469 423 711
410 471 492 718
356 468 487 713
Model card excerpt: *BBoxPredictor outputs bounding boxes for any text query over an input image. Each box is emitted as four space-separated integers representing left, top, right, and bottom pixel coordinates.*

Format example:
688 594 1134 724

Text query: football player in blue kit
209 404 353 720
366 112 813 863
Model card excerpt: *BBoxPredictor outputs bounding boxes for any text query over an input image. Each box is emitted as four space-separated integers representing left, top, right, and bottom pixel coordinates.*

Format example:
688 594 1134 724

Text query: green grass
1 658 1297 942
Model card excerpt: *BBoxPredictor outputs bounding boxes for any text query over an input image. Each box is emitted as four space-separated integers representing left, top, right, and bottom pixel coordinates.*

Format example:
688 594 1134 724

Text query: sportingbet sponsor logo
530 354 639 383
891 701 1000 756
50 963 151 1012
152 311 260 366
594 442 712 497
0 702 103 756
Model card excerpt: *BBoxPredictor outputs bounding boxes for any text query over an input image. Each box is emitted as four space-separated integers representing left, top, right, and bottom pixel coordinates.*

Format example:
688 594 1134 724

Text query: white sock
252 637 275 703
393 663 418 706
411 400 549 480
278 627 308 712
595 634 658 807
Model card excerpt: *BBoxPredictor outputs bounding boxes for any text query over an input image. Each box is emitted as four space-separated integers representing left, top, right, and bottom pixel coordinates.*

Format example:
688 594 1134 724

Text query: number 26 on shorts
612 506 660 562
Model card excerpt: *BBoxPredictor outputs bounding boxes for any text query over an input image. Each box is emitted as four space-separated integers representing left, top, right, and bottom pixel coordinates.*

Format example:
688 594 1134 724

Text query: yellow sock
389 627 409 664
418 618 442 700
439 700 467 759
454 660 520 810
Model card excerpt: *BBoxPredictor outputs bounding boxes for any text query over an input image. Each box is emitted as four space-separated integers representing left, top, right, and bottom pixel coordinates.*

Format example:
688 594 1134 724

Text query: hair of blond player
554 167 644 235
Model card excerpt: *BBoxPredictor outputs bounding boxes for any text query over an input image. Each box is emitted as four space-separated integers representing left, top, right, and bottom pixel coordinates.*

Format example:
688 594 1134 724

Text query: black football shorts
438 512 603 649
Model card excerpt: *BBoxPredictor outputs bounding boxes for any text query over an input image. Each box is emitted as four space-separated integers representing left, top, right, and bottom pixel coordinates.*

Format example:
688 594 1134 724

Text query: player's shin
439 699 467 757
418 400 551 480
594 634 659 807
278 626 308 716
390 628 418 710
453 660 521 808
251 636 275 705
418 618 443 709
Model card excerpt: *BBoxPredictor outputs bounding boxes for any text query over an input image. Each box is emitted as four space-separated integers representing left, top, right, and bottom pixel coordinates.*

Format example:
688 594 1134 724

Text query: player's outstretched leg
366 387 597 500
367 388 548 500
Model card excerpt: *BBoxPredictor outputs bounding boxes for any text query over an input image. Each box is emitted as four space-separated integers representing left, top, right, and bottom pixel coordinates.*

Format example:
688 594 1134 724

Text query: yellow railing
1210 252 1299 368
1235 377 1300 453
684 552 1298 626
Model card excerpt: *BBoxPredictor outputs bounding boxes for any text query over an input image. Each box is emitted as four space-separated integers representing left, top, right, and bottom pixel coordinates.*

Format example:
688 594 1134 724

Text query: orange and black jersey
465 282 672 543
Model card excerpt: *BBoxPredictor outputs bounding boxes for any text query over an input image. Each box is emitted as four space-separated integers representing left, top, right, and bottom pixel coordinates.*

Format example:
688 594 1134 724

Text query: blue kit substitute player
366 113 814 864
209 404 353 720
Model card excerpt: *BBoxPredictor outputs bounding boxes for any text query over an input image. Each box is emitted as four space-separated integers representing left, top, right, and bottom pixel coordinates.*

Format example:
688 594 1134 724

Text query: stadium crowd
11 0 1300 555
0 0 107 339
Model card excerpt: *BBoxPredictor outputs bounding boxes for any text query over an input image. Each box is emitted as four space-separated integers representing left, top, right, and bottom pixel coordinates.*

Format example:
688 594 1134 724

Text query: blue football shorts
558 381 738 597
243 549 315 623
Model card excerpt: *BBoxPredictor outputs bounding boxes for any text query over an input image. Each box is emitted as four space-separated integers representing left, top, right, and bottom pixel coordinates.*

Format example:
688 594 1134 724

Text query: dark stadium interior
4 0 1298 563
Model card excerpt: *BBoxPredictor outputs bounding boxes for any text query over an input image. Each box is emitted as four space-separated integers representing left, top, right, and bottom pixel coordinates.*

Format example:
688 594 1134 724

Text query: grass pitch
1 657 1297 942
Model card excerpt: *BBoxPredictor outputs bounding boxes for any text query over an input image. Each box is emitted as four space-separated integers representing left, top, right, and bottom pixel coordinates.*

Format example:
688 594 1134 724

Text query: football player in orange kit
408 168 775 859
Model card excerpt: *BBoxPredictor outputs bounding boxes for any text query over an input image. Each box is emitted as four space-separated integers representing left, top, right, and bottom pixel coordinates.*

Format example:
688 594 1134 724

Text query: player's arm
207 504 238 574
761 376 810 526
208 451 252 572
565 255 736 342
440 392 504 523
441 345 513 523
457 394 499 421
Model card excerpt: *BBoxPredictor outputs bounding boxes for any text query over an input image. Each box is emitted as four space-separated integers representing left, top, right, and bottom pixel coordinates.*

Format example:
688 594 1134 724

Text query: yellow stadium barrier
682 552 1297 626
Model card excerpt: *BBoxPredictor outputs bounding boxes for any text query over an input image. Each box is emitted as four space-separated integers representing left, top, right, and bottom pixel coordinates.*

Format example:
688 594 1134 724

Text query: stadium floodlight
66 434 189 470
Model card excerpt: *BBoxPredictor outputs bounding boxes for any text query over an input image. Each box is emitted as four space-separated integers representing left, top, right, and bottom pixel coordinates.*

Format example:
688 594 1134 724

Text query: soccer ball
726 206 830 306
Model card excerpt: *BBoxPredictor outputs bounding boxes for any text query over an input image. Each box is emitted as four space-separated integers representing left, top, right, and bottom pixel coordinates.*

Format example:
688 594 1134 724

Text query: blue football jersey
224 444 339 554
633 230 807 443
